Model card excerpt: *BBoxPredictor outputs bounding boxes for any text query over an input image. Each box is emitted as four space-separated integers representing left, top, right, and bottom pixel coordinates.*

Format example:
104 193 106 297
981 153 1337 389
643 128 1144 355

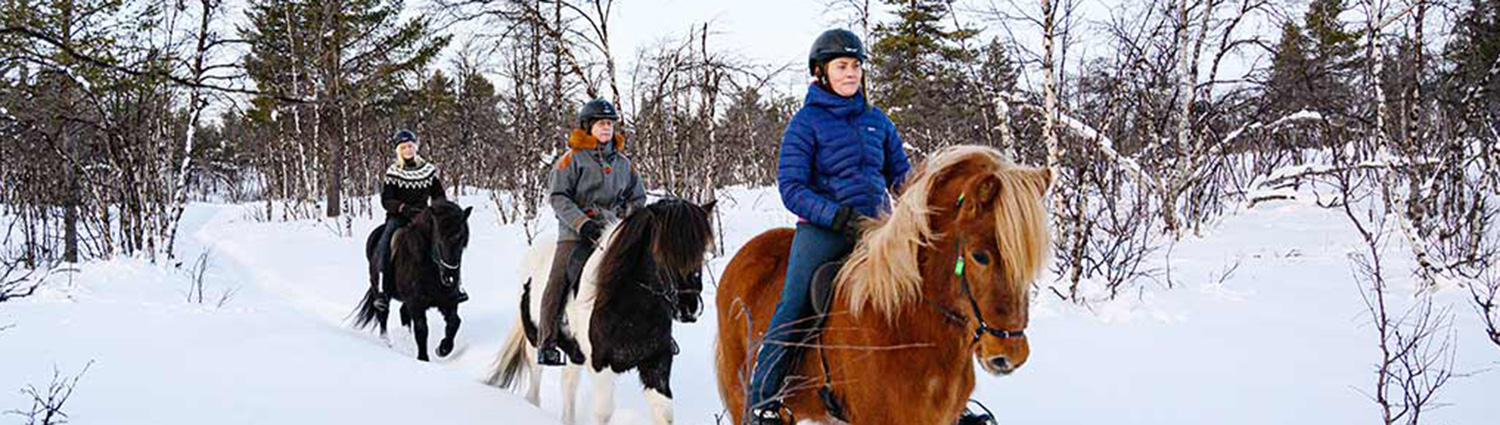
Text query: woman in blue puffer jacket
745 28 911 425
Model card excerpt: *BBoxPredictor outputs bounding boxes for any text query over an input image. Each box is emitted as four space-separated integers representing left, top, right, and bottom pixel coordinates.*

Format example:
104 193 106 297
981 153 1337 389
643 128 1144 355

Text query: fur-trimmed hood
567 129 626 151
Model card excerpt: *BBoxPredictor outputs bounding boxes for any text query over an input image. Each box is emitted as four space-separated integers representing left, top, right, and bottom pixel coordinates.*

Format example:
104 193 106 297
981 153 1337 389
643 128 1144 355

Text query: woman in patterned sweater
374 129 465 306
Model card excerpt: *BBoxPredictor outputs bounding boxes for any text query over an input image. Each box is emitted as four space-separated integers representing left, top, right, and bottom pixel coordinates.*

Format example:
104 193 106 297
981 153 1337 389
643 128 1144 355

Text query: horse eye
971 250 991 266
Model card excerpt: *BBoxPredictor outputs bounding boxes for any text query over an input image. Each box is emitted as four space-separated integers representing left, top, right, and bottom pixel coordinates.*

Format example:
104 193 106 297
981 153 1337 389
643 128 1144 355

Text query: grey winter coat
549 129 647 242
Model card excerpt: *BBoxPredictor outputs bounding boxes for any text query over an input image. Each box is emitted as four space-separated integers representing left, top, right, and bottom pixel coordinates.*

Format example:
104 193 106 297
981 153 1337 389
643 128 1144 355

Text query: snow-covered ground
3 187 1497 424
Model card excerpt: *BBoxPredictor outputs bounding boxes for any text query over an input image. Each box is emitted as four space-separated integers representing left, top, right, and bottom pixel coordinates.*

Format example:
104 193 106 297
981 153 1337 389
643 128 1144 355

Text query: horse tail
352 285 383 332
352 225 387 334
486 317 531 389
486 279 535 389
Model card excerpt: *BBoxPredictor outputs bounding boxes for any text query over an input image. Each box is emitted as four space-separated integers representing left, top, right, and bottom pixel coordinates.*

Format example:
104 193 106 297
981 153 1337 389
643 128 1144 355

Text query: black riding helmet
392 129 418 147
808 29 867 77
577 98 620 130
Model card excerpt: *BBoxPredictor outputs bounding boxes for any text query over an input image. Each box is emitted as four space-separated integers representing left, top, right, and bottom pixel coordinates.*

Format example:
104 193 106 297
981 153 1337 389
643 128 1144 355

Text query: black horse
353 199 473 362
486 198 715 425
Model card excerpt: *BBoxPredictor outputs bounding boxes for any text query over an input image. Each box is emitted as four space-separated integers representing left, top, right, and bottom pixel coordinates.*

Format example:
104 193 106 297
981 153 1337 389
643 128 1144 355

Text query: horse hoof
438 340 454 357
417 354 430 362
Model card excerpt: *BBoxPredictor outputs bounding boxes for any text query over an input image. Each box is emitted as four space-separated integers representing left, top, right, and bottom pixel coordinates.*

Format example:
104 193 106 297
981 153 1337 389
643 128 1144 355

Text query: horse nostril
989 356 1011 371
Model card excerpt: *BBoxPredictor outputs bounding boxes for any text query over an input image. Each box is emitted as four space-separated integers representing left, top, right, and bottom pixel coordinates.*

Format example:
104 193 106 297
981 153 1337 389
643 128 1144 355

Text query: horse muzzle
675 305 701 323
981 355 1020 376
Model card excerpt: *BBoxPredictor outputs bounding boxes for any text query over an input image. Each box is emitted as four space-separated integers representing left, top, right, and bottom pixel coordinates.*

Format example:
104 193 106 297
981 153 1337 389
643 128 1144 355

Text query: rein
814 193 1027 423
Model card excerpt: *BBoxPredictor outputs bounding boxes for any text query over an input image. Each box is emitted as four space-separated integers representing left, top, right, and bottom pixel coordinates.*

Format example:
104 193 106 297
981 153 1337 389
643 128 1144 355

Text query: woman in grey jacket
537 98 647 366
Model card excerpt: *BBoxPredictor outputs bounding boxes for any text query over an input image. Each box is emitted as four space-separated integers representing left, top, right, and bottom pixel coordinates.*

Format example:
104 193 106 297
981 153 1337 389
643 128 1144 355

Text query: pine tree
1301 0 1358 114
240 0 448 217
980 37 1019 96
869 0 985 151
1264 20 1314 116
1445 0 1500 114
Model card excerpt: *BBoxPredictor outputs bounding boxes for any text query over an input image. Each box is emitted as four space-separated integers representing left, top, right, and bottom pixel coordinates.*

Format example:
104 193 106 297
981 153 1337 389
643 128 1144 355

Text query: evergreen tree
869 0 985 151
240 0 448 215
1445 0 1500 115
1302 0 1358 114
1264 20 1314 116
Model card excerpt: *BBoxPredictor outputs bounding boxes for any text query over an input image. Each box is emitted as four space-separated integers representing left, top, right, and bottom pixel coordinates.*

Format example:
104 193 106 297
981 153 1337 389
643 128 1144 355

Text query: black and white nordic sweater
381 158 447 220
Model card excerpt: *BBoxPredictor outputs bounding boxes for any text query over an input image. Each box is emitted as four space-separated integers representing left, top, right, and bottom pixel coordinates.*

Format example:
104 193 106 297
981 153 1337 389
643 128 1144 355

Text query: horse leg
437 303 460 357
408 303 431 362
561 364 581 425
588 367 618 425
638 355 675 425
525 344 542 406
377 306 391 344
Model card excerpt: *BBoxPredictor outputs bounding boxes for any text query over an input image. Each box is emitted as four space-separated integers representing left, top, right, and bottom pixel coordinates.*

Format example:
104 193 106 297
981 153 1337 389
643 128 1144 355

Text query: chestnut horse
715 146 1052 425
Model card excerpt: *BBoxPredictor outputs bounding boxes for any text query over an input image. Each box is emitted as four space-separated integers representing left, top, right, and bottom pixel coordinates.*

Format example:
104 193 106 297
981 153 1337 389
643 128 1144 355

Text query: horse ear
464 206 474 218
1033 167 1055 193
700 199 717 215
970 174 1003 212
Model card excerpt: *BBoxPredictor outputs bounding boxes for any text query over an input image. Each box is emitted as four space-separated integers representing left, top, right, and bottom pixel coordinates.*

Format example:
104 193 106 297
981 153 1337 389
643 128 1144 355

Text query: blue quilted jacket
778 84 911 227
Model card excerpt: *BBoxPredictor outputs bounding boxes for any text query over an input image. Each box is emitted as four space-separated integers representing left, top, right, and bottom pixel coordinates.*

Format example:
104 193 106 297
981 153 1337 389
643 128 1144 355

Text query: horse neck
595 242 659 306
406 216 434 244
842 244 975 363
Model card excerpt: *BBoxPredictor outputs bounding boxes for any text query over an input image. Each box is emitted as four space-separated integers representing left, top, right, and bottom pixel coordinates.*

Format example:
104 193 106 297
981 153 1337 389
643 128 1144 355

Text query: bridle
429 211 462 287
643 261 703 321
933 193 1027 344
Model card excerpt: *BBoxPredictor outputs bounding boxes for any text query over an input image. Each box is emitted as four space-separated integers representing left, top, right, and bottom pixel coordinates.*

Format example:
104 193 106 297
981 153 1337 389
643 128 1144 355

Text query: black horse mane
402 200 467 242
410 199 463 226
593 198 713 304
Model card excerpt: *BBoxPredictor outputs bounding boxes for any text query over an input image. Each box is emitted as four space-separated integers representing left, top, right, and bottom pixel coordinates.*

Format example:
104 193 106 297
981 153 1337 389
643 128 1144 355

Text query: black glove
580 220 604 244
831 206 867 242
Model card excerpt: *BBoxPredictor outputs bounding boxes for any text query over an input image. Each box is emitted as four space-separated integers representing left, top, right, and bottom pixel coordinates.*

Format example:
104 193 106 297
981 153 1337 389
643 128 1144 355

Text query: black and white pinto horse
352 199 473 362
486 198 715 425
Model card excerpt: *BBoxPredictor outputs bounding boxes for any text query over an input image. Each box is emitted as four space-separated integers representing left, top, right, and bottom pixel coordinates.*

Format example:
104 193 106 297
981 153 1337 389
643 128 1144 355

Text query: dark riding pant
537 238 597 348
748 222 853 407
373 217 407 293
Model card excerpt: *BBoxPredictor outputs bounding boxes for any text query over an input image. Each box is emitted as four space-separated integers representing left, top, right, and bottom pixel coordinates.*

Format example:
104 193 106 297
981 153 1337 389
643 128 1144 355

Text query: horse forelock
839 146 1042 320
990 166 1052 309
647 200 713 273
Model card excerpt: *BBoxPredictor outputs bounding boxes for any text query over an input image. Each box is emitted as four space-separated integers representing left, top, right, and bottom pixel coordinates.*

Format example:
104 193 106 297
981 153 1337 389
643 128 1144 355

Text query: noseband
643 267 703 319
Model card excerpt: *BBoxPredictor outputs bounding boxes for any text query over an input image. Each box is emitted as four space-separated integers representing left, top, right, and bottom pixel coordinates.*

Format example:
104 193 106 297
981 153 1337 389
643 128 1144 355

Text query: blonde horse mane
837 145 1052 320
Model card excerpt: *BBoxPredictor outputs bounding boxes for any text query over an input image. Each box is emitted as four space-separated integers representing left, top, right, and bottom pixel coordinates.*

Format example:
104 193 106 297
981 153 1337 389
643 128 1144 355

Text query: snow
4 187 1498 424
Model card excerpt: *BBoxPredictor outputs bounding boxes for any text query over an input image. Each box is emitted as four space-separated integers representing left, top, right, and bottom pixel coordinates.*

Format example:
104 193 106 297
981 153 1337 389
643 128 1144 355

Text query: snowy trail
4 190 1498 425
1 204 559 425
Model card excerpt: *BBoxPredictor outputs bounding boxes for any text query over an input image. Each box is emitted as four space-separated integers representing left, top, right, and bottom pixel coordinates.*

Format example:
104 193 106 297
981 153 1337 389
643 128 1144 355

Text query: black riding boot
537 343 565 366
448 283 470 303
373 219 403 311
746 400 786 425
957 411 995 425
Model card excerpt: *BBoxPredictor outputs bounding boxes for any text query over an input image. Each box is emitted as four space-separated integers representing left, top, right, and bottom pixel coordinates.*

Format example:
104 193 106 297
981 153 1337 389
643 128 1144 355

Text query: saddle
805 258 849 422
808 260 843 329
389 228 407 261
375 226 409 298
